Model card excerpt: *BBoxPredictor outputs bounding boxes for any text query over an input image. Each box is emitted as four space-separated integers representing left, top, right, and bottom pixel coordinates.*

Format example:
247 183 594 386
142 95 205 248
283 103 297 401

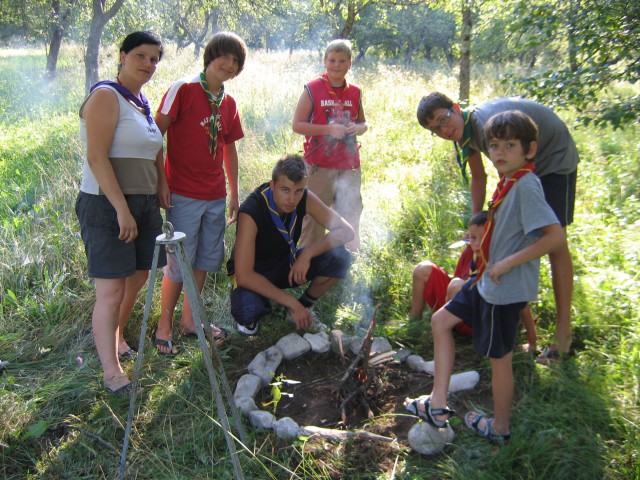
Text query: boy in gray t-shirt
417 92 578 361
405 111 567 445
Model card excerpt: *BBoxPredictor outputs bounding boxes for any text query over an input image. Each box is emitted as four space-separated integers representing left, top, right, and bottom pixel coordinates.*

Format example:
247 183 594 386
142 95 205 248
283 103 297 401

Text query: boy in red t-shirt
152 32 247 355
410 212 537 352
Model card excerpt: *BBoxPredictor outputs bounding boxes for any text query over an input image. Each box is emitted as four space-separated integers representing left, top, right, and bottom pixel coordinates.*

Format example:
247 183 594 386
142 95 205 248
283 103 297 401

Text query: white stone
406 354 426 371
272 417 299 439
396 348 412 362
371 337 392 354
331 332 355 355
247 346 284 387
234 374 262 399
303 331 331 353
349 336 392 356
349 337 363 355
419 360 435 375
249 410 275 429
234 396 258 416
407 422 455 455
276 333 311 360
448 371 480 393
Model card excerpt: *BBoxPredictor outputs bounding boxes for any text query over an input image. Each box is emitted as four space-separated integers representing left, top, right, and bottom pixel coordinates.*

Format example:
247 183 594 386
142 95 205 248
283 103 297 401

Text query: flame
355 368 368 383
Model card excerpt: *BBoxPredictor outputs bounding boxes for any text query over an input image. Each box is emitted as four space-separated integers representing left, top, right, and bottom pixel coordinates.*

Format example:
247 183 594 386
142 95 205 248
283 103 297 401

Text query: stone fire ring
232 329 479 454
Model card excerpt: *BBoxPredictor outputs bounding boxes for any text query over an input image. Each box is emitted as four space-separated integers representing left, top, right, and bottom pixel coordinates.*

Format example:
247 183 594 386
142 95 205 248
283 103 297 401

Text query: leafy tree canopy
507 0 639 129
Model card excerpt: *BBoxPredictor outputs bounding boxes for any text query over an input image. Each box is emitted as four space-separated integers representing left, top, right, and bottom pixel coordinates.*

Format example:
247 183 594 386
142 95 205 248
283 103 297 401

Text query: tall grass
0 43 638 479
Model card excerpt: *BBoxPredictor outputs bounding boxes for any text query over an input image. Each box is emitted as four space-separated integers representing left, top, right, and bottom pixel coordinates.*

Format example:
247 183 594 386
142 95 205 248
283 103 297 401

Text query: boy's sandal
180 325 229 341
104 375 143 397
118 347 137 360
210 326 229 341
535 346 575 365
405 395 455 428
154 337 177 356
464 411 511 444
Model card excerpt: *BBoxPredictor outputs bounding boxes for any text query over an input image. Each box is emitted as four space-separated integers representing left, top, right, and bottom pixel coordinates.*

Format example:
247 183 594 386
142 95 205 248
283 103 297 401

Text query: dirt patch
223 334 496 477
255 350 436 442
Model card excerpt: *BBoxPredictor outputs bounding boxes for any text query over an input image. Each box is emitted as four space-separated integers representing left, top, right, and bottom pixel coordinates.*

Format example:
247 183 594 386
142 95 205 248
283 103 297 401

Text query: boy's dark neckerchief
260 185 298 267
200 71 225 155
453 108 473 183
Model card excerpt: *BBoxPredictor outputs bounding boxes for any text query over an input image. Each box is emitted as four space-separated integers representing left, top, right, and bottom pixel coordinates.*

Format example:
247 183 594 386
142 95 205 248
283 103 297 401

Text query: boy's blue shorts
163 193 226 282
445 280 526 359
230 246 352 326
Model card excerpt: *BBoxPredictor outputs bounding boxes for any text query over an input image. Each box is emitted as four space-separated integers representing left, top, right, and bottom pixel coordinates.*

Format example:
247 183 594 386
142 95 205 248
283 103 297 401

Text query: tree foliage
233 0 327 52
507 0 640 129
317 0 375 39
0 0 637 128
351 5 456 65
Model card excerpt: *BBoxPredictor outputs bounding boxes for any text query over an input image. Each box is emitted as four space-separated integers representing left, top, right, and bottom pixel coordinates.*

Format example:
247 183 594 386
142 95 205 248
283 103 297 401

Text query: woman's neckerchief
90 78 153 125
474 162 535 284
260 185 298 267
453 107 473 184
200 71 225 155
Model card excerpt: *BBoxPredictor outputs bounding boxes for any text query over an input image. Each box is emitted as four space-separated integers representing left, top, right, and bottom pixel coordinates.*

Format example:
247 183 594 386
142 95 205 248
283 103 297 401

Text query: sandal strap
430 406 455 417
154 338 173 349
486 418 511 444
471 413 486 432
424 397 453 428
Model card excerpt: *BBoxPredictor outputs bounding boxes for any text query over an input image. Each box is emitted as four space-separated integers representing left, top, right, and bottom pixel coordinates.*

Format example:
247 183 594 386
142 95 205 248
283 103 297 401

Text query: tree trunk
84 16 107 93
46 24 63 80
567 0 578 72
84 0 126 94
45 0 75 81
338 3 357 38
458 0 472 104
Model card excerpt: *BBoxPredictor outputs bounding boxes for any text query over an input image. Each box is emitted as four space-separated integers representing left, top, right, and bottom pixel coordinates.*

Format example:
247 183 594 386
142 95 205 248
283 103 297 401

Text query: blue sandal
405 395 455 428
535 346 575 365
464 411 511 444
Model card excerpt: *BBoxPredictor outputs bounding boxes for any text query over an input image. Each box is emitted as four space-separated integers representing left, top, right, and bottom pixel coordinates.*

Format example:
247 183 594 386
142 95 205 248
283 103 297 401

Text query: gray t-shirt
469 97 580 177
478 173 560 305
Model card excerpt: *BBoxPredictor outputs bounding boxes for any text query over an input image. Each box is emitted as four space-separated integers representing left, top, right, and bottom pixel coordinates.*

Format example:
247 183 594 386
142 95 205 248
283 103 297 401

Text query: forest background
0 0 638 479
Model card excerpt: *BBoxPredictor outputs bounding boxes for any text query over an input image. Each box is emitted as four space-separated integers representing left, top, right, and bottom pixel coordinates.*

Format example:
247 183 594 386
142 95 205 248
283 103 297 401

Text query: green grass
0 44 638 479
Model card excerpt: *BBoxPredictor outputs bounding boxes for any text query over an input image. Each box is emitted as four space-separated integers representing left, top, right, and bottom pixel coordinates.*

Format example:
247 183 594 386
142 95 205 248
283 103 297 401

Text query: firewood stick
300 425 395 443
360 393 374 419
339 378 373 422
369 351 396 365
339 351 363 383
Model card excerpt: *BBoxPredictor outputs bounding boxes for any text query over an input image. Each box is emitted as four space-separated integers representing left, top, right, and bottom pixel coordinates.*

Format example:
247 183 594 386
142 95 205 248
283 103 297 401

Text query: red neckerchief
474 162 535 284
320 72 349 105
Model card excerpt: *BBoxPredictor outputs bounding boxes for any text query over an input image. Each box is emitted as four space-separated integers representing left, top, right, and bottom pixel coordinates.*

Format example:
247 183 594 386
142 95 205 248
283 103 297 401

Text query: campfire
334 307 397 423
234 303 481 451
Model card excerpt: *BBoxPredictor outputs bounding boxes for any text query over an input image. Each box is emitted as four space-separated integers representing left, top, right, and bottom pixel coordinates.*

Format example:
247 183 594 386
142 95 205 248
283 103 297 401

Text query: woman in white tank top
76 31 168 395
